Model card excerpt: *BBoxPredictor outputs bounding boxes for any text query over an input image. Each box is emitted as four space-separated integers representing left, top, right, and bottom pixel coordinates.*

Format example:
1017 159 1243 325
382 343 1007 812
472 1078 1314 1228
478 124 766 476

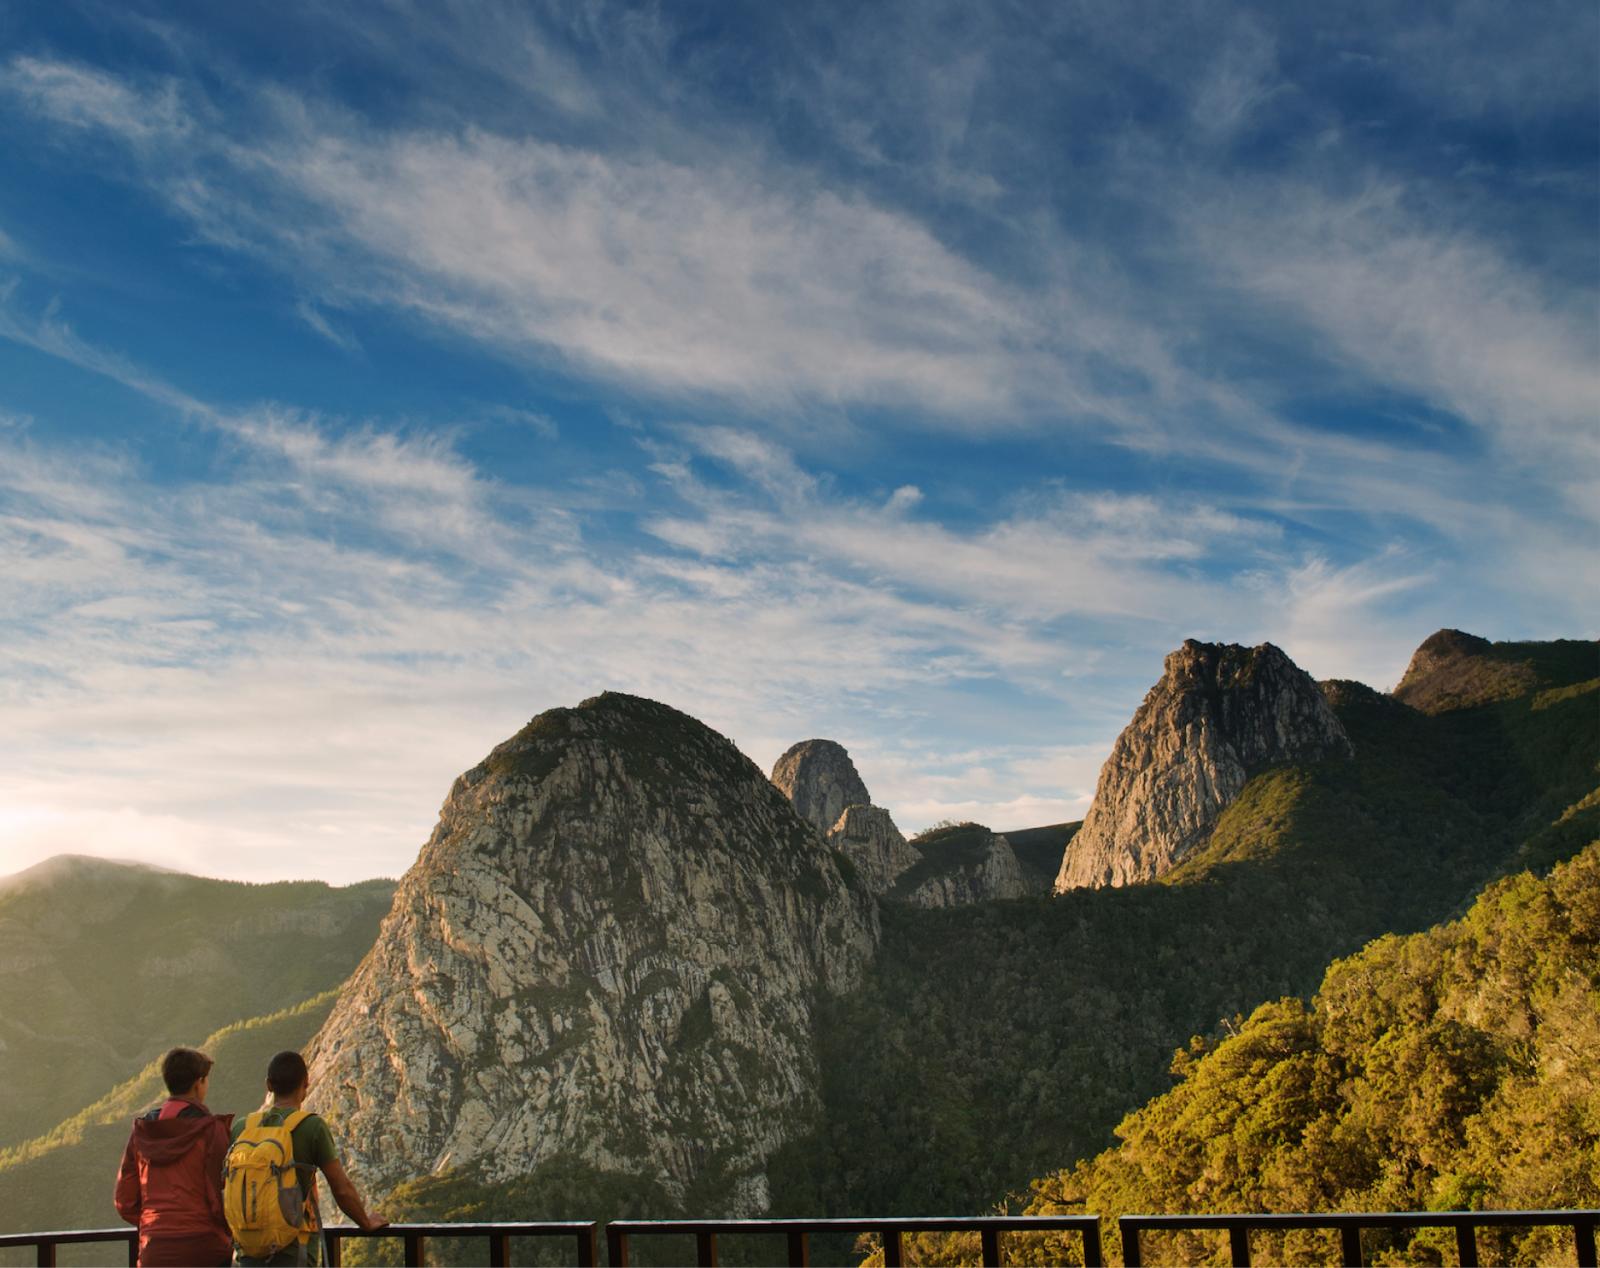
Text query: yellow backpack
223 1109 316 1258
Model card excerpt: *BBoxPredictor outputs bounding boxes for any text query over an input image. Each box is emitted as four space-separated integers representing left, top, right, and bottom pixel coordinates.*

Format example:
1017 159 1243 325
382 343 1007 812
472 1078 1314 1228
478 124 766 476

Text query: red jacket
113 1098 234 1249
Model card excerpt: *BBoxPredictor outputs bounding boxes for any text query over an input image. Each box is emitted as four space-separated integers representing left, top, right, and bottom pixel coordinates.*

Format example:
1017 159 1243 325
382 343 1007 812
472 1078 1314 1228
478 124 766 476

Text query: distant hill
0 992 338 1246
0 858 394 1148
1393 628 1597 714
3 631 1592 1263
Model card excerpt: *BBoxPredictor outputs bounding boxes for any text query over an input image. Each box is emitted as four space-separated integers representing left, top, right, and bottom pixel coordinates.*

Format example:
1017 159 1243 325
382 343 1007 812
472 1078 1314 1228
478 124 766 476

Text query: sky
0 1 1595 885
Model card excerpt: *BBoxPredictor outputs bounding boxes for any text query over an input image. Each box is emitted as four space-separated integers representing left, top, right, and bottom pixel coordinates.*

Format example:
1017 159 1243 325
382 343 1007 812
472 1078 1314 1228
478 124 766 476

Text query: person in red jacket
114 1047 234 1267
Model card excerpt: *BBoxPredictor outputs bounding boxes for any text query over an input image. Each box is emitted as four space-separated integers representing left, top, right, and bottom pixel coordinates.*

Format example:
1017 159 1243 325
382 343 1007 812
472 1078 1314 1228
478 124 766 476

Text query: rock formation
304 693 878 1213
826 804 921 895
890 823 1030 907
1055 640 1353 891
770 739 872 838
771 741 1028 906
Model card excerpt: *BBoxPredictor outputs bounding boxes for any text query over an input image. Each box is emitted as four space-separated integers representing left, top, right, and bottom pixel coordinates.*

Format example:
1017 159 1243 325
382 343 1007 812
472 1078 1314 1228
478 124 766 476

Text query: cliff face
826 804 922 895
304 694 878 1213
1055 641 1352 890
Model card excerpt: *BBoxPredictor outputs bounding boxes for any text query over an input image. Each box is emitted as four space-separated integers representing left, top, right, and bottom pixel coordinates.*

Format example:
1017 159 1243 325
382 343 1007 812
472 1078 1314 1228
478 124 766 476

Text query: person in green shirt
229 1051 386 1267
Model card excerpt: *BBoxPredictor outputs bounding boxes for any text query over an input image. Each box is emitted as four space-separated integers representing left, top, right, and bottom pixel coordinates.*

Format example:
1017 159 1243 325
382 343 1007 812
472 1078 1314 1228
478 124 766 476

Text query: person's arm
319 1159 386 1231
113 1136 141 1225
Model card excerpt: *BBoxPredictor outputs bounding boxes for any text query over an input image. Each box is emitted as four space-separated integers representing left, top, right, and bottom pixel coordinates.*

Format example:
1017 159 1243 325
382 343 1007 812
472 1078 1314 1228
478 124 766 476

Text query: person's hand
359 1214 389 1232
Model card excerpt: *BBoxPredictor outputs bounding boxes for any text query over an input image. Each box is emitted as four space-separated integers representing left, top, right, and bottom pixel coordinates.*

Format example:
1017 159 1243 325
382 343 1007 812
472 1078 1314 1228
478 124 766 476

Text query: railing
1119 1209 1600 1268
604 1216 1102 1267
323 1221 598 1266
0 1229 135 1267
6 1210 1597 1267
0 1222 598 1268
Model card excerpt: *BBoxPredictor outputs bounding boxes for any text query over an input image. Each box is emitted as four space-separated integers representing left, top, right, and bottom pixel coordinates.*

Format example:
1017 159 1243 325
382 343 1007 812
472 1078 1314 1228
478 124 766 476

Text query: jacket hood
128 1111 235 1166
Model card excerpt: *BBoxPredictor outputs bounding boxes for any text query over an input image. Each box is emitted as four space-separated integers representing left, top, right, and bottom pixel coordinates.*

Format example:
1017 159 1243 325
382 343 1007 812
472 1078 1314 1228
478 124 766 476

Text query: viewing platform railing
322 1221 598 1266
1119 1209 1600 1268
604 1214 1101 1266
2 1208 1596 1267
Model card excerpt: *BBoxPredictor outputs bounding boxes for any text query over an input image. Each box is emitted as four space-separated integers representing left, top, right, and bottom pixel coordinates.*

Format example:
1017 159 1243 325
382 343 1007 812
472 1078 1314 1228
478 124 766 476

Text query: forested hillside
0 993 338 1252
767 653 1598 1223
993 841 1599 1268
0 858 394 1147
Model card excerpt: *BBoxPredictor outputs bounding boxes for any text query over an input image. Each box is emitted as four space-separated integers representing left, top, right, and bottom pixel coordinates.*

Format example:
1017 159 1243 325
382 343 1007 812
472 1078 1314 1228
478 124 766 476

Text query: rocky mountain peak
770 739 872 838
1055 640 1353 891
304 693 878 1213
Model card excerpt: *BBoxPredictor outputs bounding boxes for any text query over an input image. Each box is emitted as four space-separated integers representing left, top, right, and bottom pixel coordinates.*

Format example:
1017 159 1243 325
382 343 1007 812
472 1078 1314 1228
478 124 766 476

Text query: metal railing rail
0 1228 136 1268
1118 1209 1600 1268
7 1209 1598 1267
322 1220 599 1266
603 1215 1102 1267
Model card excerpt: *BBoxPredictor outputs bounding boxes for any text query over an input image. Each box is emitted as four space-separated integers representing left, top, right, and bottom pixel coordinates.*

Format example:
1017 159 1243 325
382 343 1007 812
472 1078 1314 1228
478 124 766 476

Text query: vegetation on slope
0 992 338 1263
993 842 1600 1268
1002 822 1081 891
0 858 394 1147
766 668 1598 1224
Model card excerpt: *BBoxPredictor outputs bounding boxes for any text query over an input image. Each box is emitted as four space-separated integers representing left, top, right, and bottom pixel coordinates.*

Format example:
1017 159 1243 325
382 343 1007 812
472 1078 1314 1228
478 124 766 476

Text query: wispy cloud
0 55 190 146
0 343 1443 886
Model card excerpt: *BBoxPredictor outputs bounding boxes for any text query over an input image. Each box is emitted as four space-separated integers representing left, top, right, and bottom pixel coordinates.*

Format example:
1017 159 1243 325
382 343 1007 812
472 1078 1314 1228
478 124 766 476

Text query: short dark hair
161 1048 213 1095
266 1050 310 1096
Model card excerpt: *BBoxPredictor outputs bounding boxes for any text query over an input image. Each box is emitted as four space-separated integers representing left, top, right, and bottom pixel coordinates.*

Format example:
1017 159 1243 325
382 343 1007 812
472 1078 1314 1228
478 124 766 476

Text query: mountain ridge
2 628 1592 1256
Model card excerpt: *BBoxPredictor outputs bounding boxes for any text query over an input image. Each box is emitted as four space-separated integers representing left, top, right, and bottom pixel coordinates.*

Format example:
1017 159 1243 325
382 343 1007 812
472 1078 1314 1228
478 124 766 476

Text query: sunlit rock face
304 693 878 1214
770 739 871 839
1055 641 1353 891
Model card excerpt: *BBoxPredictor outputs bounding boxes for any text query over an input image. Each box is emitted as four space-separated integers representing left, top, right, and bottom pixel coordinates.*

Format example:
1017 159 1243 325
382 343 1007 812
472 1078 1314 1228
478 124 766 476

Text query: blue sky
0 1 1595 884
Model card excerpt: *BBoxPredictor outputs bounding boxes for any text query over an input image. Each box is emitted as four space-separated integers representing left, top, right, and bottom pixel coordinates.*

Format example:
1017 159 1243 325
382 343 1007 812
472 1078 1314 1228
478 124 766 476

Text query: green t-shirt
230 1106 339 1201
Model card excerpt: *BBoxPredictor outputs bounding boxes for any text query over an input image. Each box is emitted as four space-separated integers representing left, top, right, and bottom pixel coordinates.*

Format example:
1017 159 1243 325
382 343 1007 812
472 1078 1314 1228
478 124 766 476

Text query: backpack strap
243 1111 266 1131
281 1110 312 1134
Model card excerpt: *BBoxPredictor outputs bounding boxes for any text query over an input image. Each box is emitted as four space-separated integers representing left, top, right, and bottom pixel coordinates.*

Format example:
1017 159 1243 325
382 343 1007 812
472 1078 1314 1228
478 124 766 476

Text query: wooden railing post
1121 1219 1143 1268
403 1230 425 1267
1082 1220 1104 1268
696 1230 719 1266
607 1223 629 1267
1228 1224 1251 1266
577 1223 598 1268
1455 1222 1478 1267
883 1225 903 1267
34 1239 55 1268
786 1229 810 1266
1340 1224 1363 1267
980 1225 1001 1266
1576 1217 1597 1268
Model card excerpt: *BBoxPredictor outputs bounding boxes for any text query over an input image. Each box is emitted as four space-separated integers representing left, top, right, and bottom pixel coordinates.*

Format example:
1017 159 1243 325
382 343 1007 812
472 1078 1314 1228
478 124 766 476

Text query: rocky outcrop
826 804 921 895
304 694 878 1213
772 741 1026 906
1393 629 1538 714
890 823 1030 907
1055 641 1353 891
770 740 872 838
